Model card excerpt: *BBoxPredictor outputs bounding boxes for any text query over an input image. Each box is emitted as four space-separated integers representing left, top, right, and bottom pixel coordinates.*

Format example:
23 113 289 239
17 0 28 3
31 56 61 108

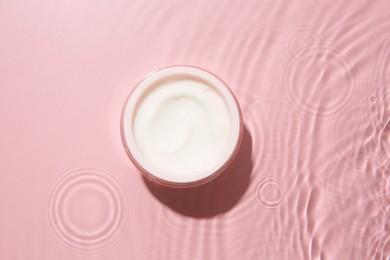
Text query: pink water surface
1 0 390 259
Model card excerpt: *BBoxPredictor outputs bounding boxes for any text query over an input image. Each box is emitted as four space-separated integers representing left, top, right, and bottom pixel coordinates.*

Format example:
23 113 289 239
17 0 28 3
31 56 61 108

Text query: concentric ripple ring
43 165 129 253
255 178 285 210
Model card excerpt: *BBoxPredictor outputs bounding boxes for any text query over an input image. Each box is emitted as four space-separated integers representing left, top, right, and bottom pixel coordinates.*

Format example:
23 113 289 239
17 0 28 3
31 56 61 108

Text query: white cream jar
121 66 242 187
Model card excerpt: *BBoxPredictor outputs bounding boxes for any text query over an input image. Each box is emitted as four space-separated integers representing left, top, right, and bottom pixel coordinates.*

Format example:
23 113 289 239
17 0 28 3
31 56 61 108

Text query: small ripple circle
43 165 129 253
255 178 284 210
369 95 377 104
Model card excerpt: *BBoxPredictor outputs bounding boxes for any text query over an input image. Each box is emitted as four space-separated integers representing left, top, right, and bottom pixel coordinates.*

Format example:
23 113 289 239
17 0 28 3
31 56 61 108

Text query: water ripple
322 152 374 209
378 34 390 87
255 178 284 211
356 189 390 260
227 24 289 100
159 205 202 235
327 98 370 162
282 44 357 118
222 236 302 260
146 245 203 260
155 207 225 259
253 239 301 260
284 26 322 63
243 91 302 161
43 165 130 253
357 232 390 260
367 81 390 165
356 160 390 259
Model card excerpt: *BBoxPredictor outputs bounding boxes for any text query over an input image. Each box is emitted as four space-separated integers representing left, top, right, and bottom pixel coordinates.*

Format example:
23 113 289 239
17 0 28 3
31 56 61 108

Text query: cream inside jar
122 66 242 186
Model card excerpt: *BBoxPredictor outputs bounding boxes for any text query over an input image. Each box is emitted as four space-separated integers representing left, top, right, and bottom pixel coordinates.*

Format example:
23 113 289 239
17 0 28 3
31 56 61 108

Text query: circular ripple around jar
283 44 356 118
255 178 284 210
244 91 302 161
284 26 321 63
43 166 129 253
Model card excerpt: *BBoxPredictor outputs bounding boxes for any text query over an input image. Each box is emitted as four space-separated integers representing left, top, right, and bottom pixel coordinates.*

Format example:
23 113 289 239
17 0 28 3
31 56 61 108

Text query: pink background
0 0 390 259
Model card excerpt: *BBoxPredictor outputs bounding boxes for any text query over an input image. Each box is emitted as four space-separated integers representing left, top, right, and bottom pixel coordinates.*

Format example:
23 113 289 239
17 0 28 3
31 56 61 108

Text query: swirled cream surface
133 78 231 180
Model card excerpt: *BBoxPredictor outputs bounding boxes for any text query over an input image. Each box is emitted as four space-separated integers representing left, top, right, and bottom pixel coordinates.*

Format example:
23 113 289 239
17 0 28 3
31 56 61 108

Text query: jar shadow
142 126 253 218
